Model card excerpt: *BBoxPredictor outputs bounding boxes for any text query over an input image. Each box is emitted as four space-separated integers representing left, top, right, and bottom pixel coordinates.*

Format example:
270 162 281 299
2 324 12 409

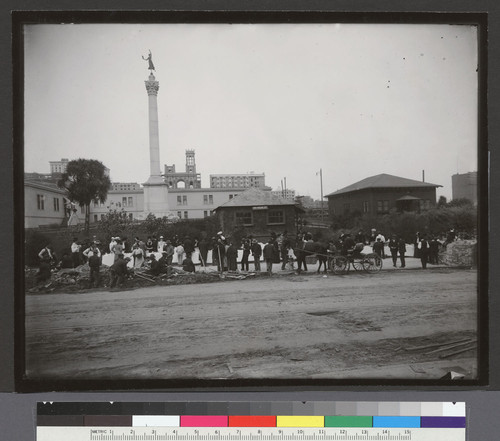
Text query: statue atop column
142 50 155 72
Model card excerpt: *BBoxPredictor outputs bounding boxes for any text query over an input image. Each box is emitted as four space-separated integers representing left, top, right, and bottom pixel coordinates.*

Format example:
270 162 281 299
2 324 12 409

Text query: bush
328 205 477 243
25 231 51 266
94 211 221 246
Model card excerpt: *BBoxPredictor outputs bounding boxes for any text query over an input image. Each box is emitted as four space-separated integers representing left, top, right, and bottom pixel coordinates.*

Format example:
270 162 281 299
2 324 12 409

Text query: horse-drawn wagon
328 245 383 274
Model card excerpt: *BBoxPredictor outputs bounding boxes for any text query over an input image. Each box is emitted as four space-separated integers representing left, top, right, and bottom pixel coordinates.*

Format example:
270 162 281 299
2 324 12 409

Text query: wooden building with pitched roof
325 173 442 218
214 188 304 240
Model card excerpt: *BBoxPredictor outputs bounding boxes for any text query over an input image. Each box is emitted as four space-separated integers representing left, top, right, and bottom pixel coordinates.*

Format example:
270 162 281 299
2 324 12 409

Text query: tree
437 195 448 208
57 159 111 232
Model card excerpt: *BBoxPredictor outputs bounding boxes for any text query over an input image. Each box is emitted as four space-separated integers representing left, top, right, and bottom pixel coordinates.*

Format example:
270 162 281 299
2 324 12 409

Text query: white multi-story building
87 185 247 222
49 158 70 175
111 182 141 192
271 188 296 200
452 171 477 204
49 158 110 178
209 172 266 189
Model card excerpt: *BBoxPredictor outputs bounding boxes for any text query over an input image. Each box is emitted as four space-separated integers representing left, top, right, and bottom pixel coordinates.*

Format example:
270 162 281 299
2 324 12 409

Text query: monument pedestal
143 181 170 218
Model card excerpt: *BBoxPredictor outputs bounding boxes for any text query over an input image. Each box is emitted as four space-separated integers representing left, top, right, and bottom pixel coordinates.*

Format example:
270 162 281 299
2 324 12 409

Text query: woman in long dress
132 244 145 268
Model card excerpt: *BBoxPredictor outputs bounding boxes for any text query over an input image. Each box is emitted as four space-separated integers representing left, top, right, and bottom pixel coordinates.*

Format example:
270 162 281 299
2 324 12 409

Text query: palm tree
57 159 111 232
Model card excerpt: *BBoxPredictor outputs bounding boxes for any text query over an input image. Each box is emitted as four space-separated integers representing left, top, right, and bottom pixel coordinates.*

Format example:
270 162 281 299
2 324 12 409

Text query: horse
303 240 329 273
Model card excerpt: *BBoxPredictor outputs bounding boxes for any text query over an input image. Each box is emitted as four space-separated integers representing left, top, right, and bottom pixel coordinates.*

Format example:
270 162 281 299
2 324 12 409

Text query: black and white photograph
18 13 486 388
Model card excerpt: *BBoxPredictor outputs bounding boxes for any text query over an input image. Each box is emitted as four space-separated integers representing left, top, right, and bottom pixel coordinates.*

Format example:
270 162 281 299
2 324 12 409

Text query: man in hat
83 242 101 259
109 255 131 288
198 237 209 267
84 244 102 288
263 239 275 275
388 235 398 268
341 233 356 256
280 231 291 270
183 235 194 258
251 239 262 271
164 240 175 266
397 236 407 268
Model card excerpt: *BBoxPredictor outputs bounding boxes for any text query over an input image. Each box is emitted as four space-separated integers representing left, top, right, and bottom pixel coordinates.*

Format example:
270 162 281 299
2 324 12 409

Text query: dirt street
25 268 478 381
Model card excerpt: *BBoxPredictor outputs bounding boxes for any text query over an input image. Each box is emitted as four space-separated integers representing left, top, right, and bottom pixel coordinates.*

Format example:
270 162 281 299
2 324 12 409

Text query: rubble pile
440 240 477 268
25 263 262 294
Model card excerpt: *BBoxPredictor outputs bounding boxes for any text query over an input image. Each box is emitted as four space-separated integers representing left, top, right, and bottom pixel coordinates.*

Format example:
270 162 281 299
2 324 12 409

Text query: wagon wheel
331 256 348 274
351 258 365 272
362 253 383 273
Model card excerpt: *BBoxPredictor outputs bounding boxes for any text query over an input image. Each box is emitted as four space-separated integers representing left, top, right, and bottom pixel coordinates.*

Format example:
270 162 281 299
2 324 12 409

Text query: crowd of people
34 227 460 288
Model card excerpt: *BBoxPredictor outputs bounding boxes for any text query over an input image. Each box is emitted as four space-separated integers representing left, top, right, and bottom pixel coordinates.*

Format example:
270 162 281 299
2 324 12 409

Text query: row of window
234 209 284 226
93 197 134 208
37 195 61 212
343 199 432 214
175 211 212 219
176 194 237 205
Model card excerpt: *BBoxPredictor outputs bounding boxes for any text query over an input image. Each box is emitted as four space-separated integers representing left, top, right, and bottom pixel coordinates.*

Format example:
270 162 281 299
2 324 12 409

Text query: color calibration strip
37 402 466 429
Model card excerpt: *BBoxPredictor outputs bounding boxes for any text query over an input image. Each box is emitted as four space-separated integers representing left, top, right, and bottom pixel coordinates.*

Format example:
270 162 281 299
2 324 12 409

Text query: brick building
325 173 441 218
214 188 304 240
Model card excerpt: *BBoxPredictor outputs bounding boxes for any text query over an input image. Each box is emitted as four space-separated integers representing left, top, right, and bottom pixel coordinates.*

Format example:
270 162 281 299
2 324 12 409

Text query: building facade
271 188 296 200
25 180 67 228
86 185 247 223
49 158 110 178
326 174 441 218
214 188 303 241
49 158 70 175
210 172 266 189
452 172 477 204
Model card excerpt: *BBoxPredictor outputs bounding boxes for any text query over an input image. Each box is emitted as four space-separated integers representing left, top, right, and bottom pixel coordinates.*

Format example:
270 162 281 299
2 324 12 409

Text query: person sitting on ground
182 256 196 273
148 254 161 277
158 251 168 274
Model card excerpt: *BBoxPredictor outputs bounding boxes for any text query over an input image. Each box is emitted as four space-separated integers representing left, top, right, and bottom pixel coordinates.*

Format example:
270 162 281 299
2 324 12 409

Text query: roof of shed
215 187 299 209
325 173 441 197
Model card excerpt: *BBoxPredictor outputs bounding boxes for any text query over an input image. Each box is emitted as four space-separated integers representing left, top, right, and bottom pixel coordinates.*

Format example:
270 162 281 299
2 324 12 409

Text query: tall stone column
143 70 170 217
145 73 163 184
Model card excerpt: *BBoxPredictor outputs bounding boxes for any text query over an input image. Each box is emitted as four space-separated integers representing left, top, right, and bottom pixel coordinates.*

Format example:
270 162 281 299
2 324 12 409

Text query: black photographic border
10 8 489 392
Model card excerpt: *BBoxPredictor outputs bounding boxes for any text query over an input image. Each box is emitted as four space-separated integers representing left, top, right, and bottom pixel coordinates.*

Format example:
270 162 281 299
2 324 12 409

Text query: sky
24 23 479 200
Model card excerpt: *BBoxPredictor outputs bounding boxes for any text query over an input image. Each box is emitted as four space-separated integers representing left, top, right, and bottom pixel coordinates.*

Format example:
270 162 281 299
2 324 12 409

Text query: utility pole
320 168 324 222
